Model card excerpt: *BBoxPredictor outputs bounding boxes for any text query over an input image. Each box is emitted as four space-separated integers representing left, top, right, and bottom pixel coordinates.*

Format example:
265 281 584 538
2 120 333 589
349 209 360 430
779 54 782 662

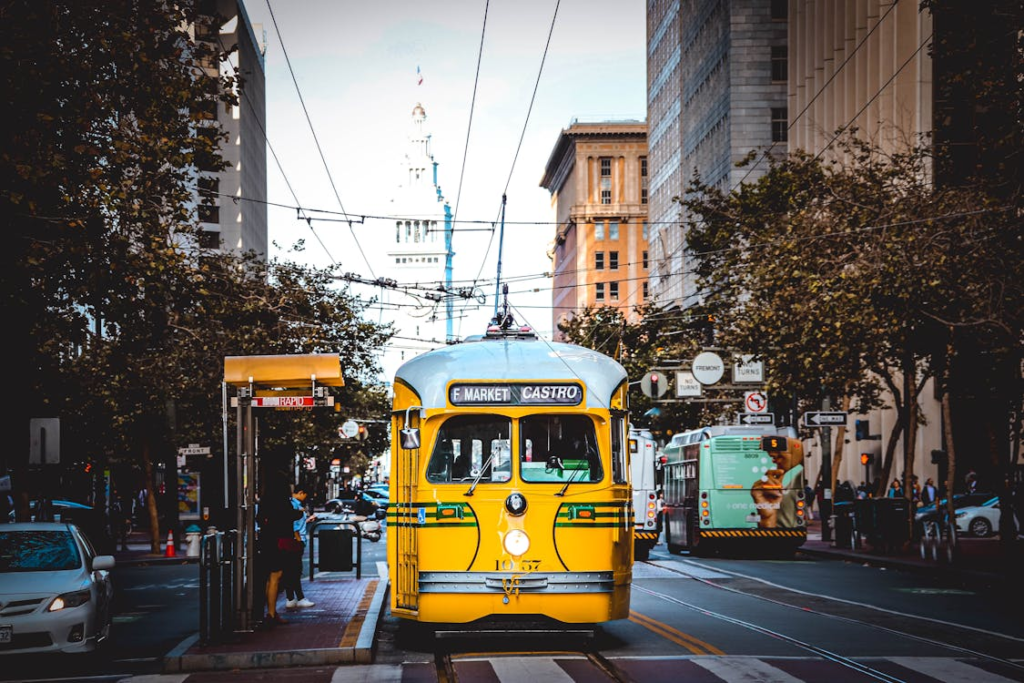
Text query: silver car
0 522 115 654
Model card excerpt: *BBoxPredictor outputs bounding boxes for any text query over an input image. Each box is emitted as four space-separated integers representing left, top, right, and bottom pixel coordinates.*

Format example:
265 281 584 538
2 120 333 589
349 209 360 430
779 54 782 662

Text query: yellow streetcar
387 312 632 627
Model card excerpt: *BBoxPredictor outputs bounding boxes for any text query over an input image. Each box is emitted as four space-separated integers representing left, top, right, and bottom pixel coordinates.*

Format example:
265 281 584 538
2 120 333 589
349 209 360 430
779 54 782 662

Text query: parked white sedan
0 522 115 654
955 499 1017 538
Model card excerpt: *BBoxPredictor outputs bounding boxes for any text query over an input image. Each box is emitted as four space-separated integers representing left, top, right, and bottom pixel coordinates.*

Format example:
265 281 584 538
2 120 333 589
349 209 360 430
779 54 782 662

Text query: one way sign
802 411 848 427
740 413 774 425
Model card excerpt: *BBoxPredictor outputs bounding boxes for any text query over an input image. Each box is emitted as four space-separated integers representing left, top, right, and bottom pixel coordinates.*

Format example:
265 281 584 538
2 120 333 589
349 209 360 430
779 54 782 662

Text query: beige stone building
541 121 650 341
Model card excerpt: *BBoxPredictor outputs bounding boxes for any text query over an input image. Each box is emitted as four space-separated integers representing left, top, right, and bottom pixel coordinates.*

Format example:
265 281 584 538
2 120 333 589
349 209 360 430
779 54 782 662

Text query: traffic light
357 424 368 441
860 453 873 465
931 449 948 465
650 372 661 396
854 419 868 441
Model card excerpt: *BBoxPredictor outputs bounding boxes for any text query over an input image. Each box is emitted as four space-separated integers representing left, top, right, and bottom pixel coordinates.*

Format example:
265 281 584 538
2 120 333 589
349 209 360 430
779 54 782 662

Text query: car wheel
969 517 992 537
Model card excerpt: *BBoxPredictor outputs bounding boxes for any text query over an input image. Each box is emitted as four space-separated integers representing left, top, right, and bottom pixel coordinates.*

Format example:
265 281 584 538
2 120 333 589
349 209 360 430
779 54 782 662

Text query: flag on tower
417 65 423 86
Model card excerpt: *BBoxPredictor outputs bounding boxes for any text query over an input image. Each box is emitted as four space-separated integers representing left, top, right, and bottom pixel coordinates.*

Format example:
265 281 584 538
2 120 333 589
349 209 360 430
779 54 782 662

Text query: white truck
629 427 660 560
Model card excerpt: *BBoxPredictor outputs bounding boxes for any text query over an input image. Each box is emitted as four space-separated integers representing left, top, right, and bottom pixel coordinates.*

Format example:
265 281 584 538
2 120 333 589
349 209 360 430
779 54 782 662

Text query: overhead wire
263 0 376 278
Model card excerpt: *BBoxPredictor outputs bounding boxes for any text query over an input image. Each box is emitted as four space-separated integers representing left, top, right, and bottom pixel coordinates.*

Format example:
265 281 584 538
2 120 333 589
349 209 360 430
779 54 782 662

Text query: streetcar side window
426 415 512 483
611 416 627 484
519 414 602 483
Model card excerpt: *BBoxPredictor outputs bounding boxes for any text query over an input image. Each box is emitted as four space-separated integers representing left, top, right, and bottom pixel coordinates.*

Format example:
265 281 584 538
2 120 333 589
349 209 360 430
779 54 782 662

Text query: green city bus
661 425 807 557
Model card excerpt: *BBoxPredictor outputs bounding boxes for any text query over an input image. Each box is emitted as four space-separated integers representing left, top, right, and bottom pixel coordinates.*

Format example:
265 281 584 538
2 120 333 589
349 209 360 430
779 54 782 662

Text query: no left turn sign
744 391 768 413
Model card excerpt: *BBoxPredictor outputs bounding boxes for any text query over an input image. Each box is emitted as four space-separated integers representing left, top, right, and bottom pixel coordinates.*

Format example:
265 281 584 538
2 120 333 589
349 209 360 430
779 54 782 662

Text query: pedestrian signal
860 453 873 465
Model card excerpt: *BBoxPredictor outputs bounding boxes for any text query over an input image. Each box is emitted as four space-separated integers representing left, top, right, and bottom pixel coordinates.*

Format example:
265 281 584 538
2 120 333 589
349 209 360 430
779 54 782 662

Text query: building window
595 252 605 270
198 203 219 223
596 282 605 301
643 281 649 300
600 156 612 204
771 0 787 20
642 221 648 240
199 229 220 249
396 222 401 243
771 46 787 82
610 281 619 300
595 222 604 240
640 156 648 204
771 107 788 142
643 250 648 269
610 251 619 270
609 222 619 240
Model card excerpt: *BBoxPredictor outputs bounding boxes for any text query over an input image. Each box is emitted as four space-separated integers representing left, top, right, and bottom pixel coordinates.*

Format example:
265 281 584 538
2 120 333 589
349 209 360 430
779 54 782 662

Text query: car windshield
0 530 81 571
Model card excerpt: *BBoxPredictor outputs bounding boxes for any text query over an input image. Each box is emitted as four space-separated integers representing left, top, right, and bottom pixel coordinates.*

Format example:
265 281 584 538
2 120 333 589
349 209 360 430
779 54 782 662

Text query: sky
240 0 646 360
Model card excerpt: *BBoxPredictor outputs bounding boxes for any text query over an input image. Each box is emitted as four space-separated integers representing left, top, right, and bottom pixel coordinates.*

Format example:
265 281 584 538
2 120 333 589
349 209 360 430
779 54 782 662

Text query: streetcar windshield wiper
555 460 584 497
464 454 495 497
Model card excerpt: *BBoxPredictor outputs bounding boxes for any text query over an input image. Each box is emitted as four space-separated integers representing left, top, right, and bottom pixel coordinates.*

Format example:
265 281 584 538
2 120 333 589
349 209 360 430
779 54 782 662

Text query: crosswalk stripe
487 657 576 682
886 657 1018 683
690 656 806 682
330 664 403 682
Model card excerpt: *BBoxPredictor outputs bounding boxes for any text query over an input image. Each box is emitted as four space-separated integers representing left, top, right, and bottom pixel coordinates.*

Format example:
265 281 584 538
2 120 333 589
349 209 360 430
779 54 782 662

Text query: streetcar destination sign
802 411 848 427
449 383 583 406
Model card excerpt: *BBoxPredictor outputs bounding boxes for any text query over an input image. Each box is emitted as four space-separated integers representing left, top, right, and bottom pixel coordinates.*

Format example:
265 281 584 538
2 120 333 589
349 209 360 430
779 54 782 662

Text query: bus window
426 415 511 483
519 414 602 483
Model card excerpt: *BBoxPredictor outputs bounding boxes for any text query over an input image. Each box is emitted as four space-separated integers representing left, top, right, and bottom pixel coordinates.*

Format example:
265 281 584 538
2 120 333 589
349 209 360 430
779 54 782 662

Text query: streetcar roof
395 337 627 410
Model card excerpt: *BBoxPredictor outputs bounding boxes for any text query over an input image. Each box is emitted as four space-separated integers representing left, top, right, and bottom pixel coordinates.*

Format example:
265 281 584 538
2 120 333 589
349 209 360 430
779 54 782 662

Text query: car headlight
503 529 530 556
48 589 91 612
955 511 967 519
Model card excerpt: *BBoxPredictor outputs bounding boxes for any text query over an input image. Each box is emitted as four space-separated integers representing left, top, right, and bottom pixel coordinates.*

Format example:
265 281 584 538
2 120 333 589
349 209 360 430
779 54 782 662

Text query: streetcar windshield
426 415 512 483
519 414 602 483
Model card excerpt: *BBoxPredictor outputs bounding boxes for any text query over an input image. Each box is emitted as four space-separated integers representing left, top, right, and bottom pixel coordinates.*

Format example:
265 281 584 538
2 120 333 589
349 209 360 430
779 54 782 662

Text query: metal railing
198 529 238 645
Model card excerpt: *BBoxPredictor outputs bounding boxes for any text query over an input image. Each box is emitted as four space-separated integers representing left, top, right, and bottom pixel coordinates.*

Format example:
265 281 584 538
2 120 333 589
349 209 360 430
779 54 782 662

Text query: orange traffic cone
164 530 176 557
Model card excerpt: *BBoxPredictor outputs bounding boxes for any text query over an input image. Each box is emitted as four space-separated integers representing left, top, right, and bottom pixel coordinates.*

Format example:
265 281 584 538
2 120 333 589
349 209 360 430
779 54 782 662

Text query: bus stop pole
821 397 833 543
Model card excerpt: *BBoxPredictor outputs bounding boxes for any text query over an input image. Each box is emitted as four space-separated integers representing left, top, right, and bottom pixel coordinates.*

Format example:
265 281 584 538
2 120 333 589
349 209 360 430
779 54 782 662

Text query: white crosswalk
111 656 1024 683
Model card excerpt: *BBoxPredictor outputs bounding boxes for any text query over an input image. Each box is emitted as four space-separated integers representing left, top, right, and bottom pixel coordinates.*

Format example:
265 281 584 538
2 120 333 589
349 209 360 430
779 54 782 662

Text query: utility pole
820 396 833 543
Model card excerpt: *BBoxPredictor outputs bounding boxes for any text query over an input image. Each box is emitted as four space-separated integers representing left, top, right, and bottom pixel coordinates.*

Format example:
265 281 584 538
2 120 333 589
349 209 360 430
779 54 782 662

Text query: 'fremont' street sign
739 413 775 425
802 411 848 427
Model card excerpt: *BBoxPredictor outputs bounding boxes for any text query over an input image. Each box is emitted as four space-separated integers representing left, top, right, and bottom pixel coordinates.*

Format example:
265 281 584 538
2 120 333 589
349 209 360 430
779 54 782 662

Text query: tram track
635 559 1024 677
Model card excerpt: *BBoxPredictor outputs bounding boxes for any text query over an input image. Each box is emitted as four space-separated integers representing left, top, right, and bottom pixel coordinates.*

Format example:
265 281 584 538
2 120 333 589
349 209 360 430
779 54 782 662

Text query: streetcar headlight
503 529 530 556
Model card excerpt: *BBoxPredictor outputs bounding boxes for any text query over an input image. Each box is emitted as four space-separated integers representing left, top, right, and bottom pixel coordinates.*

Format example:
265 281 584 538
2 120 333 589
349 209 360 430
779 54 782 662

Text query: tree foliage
1 2 394 532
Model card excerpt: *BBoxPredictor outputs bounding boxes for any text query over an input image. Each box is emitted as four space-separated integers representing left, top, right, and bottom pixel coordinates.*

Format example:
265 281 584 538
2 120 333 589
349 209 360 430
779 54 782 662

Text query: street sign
178 444 211 456
802 411 848 427
739 412 775 425
691 352 725 385
248 396 334 408
674 370 702 397
732 354 764 383
744 390 768 413
340 420 359 438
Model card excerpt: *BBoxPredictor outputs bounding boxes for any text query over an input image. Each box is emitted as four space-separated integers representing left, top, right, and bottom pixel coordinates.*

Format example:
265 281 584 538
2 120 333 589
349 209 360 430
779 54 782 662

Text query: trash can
318 525 353 572
832 501 854 549
185 524 203 558
875 497 910 551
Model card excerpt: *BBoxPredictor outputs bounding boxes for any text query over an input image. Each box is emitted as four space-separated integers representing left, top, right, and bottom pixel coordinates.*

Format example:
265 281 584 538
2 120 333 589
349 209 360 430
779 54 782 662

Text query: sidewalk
162 563 387 673
799 516 1021 583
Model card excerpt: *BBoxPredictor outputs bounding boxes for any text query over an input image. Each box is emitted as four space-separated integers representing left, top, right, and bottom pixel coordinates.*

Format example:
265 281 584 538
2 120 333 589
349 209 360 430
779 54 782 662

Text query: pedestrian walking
886 478 903 498
655 490 665 538
284 484 316 610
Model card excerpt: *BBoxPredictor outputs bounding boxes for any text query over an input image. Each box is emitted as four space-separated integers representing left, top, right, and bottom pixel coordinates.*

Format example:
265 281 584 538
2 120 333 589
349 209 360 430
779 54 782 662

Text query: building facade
197 0 268 258
646 0 788 310
541 121 649 340
376 103 453 383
